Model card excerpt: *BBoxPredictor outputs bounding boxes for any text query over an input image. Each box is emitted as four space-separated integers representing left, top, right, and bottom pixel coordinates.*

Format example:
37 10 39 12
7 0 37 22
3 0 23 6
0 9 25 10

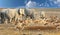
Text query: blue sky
0 0 60 8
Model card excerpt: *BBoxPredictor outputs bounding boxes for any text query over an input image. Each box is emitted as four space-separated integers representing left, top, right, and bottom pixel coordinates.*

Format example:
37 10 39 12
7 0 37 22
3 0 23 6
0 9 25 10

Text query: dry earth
0 24 60 35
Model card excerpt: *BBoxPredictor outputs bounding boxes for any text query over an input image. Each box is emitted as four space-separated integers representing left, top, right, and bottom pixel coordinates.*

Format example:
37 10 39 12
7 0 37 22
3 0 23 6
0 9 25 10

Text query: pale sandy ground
0 24 60 35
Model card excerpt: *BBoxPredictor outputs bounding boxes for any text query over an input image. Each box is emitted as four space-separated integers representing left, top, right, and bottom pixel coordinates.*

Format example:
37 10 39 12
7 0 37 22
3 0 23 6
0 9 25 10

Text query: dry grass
0 24 20 35
0 24 60 35
0 8 60 35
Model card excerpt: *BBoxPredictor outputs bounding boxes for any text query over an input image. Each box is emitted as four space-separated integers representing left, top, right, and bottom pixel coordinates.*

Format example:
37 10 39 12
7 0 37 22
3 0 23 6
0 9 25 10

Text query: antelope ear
22 14 25 16
17 9 20 15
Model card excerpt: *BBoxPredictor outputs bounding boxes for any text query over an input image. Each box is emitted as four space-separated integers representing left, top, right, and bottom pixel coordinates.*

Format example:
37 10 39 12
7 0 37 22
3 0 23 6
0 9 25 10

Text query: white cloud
53 0 60 4
25 0 52 8
48 0 60 7
50 0 60 7
25 0 60 8
26 1 37 8
53 0 60 6
57 0 60 2
56 0 60 5
39 3 50 7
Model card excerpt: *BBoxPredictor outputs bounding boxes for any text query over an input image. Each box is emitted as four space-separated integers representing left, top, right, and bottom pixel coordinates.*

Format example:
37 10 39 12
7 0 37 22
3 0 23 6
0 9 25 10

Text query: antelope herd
0 8 60 31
